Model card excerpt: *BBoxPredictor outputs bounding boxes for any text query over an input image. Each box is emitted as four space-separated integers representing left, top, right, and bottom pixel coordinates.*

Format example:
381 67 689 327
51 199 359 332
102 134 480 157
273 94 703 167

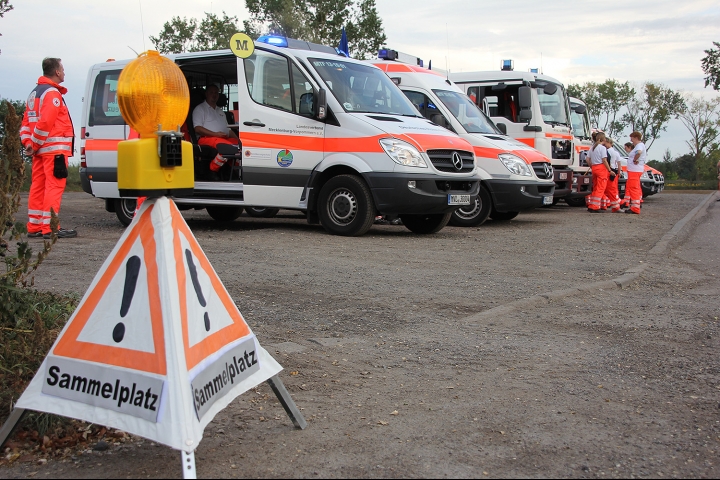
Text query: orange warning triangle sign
169 203 252 371
53 206 167 375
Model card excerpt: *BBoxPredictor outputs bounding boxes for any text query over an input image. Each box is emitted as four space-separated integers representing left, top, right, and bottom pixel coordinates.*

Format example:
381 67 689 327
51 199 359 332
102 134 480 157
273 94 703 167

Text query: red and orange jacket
20 76 74 157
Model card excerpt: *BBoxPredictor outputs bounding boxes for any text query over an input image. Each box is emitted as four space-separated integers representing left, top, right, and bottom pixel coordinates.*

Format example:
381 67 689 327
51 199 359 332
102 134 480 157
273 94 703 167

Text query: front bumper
363 173 480 215
485 179 555 212
552 168 573 198
568 172 592 199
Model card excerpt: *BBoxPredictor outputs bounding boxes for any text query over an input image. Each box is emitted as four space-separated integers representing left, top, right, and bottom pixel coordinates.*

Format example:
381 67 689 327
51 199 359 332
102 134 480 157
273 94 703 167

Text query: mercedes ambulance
449 65 588 206
370 50 555 226
79 36 481 236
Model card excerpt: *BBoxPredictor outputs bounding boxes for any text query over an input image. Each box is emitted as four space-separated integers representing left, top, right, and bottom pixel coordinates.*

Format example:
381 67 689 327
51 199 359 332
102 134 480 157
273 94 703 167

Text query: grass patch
0 290 78 436
664 179 718 190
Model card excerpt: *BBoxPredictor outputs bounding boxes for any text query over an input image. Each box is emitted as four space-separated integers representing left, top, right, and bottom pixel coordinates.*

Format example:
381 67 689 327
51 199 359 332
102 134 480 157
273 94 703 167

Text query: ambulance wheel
318 175 376 236
245 207 280 218
400 212 452 234
449 186 491 227
115 198 137 227
565 197 587 207
206 206 244 222
490 210 519 221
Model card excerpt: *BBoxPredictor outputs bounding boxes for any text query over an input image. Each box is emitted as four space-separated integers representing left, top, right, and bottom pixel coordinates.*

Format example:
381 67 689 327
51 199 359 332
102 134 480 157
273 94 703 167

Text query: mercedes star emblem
451 152 463 171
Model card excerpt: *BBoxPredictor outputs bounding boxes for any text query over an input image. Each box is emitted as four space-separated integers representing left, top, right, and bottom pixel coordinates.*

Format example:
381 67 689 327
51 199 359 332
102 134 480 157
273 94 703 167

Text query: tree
0 0 13 55
150 12 240 54
0 97 25 149
567 79 634 138
701 41 720 90
622 82 685 151
677 94 720 158
245 0 386 59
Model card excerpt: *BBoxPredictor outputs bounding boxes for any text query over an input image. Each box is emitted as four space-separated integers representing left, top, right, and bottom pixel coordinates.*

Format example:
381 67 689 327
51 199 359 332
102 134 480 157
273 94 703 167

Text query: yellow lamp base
118 138 194 197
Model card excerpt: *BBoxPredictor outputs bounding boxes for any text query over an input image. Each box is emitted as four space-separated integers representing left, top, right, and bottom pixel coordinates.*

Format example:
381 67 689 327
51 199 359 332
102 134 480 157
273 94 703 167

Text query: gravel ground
2 191 719 479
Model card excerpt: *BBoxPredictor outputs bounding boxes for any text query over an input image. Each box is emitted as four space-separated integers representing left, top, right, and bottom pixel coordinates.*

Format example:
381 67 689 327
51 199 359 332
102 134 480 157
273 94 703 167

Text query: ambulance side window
401 90 450 130
89 70 125 126
292 65 315 117
244 50 292 113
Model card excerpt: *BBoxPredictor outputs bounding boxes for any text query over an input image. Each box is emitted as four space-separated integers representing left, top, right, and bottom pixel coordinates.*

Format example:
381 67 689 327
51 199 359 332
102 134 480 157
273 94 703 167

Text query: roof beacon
256 35 338 55
529 68 539 74
378 48 424 68
501 59 514 71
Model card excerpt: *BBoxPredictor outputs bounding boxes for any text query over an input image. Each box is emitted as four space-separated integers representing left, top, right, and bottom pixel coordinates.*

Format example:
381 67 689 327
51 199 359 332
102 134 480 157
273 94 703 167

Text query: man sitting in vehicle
192 84 238 177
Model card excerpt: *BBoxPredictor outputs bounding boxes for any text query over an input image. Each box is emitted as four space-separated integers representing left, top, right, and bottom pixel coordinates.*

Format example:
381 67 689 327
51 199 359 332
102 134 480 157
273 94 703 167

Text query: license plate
542 195 553 205
448 194 471 205
559 173 568 180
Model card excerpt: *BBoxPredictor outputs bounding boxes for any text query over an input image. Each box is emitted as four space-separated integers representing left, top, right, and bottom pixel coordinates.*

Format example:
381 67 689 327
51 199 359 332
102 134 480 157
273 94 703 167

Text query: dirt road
2 192 719 478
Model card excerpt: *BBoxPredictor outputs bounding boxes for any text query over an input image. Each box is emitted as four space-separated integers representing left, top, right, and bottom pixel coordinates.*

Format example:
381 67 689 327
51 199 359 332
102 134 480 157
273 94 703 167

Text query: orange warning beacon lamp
117 50 194 197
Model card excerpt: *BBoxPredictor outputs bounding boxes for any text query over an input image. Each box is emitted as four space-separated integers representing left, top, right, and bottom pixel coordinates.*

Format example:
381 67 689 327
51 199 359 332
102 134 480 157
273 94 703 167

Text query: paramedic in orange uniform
192 84 238 176
625 131 647 215
20 58 77 239
602 138 622 212
586 132 611 213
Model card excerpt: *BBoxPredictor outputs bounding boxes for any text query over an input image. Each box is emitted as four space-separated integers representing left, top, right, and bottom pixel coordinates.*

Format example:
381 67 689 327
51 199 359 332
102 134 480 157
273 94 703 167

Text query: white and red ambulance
80 36 481 236
370 50 555 226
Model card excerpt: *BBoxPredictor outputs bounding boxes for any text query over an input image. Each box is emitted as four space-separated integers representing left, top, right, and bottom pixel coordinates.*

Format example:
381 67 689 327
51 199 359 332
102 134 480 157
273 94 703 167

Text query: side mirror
573 104 587 114
543 83 558 95
518 86 532 109
316 88 327 120
518 110 532 122
495 122 507 135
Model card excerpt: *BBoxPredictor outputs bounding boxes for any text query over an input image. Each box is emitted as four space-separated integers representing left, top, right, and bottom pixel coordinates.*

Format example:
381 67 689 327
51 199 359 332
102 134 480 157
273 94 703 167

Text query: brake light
80 146 86 168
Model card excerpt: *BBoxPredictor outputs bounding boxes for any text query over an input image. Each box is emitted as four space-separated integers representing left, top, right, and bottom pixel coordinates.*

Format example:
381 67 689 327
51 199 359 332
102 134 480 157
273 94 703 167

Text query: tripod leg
266 375 307 430
0 408 27 449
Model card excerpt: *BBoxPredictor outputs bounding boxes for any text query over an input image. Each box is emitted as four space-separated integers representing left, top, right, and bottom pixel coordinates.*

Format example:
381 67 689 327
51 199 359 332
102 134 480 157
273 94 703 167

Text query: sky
1 0 718 161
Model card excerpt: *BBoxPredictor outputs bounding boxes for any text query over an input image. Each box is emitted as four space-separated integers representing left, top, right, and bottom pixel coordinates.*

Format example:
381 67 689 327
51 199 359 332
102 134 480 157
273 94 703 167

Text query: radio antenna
445 23 450 80
128 46 140 56
139 0 147 51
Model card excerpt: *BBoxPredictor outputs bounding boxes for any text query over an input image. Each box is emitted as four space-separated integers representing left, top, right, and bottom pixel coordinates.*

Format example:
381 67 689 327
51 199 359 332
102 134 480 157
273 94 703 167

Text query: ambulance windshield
570 105 591 140
310 58 419 116
537 84 569 126
432 90 500 134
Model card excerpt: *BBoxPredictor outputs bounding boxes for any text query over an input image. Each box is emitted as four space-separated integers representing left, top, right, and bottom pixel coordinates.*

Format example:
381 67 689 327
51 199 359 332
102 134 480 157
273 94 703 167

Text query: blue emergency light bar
501 59 514 71
256 35 338 55
529 68 539 73
377 48 424 67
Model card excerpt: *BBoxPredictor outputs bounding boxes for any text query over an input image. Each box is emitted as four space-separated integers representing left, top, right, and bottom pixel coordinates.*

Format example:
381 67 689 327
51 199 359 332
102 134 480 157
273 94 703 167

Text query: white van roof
450 70 564 87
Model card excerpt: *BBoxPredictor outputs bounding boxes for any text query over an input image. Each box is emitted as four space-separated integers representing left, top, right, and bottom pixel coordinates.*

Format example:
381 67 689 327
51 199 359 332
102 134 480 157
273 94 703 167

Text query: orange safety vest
20 77 74 157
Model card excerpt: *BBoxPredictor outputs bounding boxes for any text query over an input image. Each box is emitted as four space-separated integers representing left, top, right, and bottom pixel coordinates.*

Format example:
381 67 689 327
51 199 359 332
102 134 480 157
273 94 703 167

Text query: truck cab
370 51 555 226
567 97 593 206
80 37 481 236
449 67 586 206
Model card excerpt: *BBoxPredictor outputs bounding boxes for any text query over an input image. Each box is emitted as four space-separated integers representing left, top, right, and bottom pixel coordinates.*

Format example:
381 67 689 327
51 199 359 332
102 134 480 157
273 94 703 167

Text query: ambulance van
567 97 593 206
449 66 588 206
370 50 555 226
80 36 480 236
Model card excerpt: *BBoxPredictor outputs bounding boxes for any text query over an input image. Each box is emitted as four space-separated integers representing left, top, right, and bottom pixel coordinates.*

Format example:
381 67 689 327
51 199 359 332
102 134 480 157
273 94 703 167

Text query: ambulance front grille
426 150 475 173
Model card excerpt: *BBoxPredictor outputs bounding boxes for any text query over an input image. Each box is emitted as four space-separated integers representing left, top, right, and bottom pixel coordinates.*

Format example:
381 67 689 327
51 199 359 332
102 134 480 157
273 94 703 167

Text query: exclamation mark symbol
113 255 141 343
185 249 210 331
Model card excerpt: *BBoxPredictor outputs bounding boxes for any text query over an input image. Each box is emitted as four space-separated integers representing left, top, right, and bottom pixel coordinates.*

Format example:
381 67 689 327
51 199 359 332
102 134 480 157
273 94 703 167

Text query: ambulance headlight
498 153 531 176
380 138 427 168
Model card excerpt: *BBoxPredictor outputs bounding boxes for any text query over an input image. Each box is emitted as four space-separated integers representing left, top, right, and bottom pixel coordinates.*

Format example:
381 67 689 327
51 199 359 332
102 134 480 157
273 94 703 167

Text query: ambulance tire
245 207 280 218
206 206 244 222
565 197 586 207
318 175 376 236
400 212 452 234
490 210 519 221
115 198 137 227
449 186 491 227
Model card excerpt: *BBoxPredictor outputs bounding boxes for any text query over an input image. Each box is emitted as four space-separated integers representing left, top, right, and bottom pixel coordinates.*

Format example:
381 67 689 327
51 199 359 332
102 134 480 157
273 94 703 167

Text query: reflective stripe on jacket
20 77 74 157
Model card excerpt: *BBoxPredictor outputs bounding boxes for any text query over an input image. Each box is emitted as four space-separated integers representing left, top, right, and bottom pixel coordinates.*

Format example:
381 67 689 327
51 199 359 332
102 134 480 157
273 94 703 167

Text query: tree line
568 41 720 183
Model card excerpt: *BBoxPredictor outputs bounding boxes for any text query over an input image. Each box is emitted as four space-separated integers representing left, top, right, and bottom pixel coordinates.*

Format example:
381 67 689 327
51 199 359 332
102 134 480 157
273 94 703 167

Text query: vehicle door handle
243 121 265 127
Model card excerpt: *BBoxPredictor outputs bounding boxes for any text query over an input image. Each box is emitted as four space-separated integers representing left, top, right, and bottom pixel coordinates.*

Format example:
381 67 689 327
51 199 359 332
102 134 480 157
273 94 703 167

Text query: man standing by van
192 84 238 178
20 57 77 239
625 131 646 215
